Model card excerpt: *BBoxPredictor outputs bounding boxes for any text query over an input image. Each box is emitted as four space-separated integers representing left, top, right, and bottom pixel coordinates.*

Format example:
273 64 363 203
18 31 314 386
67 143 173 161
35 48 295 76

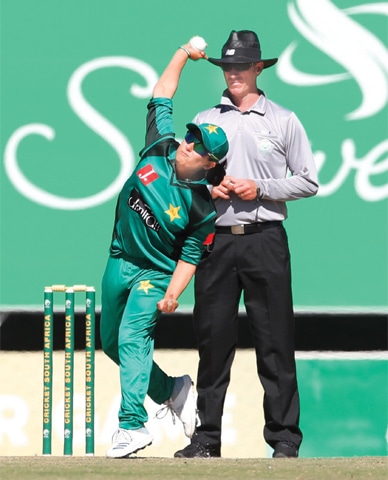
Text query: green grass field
1 456 387 480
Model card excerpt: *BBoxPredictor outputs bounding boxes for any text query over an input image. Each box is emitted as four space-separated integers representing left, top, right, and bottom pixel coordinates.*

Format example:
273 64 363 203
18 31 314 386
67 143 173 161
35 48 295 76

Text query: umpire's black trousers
193 222 303 451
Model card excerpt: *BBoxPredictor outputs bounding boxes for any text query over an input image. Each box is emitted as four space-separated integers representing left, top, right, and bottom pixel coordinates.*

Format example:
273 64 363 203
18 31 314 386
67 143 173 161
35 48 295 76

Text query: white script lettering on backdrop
277 0 388 201
4 1 388 208
4 57 158 210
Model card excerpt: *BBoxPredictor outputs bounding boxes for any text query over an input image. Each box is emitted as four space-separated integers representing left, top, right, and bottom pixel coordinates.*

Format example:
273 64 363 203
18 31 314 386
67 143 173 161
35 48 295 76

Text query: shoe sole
273 453 298 458
180 378 196 438
106 438 153 459
174 452 219 458
174 443 221 458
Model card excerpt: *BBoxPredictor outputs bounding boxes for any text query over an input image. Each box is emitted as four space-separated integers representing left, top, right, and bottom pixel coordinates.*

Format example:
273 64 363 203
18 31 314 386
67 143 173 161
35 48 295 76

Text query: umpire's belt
215 221 281 235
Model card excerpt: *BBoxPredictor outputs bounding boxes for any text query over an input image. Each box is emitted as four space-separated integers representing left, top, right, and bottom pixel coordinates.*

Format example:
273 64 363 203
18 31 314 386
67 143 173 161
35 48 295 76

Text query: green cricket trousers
100 256 175 430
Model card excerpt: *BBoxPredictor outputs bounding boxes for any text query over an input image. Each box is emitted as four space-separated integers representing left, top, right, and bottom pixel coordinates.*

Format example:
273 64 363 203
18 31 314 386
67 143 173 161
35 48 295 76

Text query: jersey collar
169 155 209 188
221 88 266 115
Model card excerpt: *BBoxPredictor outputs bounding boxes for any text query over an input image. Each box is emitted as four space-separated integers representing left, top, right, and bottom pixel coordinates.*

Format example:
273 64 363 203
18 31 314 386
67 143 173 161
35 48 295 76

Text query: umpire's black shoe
272 441 299 458
174 441 221 458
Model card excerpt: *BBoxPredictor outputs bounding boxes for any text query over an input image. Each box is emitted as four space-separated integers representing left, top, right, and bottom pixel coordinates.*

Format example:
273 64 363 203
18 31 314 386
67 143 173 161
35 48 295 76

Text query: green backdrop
297 356 387 457
1 0 387 311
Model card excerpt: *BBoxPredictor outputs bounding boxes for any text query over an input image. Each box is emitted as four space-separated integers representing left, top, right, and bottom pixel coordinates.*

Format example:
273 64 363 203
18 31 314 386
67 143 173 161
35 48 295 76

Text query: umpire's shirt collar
220 88 266 115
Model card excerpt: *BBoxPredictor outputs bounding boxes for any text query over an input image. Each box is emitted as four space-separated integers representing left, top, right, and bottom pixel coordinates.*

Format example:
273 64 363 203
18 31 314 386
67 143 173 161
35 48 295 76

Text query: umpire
175 30 319 459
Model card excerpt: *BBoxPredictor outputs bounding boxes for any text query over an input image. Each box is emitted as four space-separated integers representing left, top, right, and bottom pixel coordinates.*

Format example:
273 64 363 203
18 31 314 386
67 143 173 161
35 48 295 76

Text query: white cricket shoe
163 375 197 438
106 427 153 458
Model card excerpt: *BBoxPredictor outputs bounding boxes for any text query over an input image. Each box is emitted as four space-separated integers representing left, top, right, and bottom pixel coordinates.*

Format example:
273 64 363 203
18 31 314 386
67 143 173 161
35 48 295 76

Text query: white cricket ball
190 36 207 52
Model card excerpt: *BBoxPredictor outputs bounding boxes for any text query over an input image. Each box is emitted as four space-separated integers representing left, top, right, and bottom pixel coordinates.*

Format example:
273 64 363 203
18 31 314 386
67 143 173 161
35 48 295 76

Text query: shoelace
112 429 133 444
155 404 200 431
155 405 177 425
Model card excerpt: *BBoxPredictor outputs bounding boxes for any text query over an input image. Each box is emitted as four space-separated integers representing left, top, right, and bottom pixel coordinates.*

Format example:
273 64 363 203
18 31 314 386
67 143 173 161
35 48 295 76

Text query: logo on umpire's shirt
128 189 160 232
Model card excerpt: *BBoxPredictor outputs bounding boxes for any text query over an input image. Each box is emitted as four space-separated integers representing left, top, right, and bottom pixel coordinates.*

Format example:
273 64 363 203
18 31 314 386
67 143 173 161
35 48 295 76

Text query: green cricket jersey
109 97 216 274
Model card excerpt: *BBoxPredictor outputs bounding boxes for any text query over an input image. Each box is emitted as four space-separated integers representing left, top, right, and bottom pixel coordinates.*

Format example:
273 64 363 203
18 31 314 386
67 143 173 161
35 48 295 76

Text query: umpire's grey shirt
193 89 319 226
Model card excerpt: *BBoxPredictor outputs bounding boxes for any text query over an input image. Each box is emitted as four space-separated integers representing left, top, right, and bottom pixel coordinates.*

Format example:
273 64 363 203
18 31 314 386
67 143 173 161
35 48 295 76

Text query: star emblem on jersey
137 280 155 294
204 124 219 134
164 204 181 222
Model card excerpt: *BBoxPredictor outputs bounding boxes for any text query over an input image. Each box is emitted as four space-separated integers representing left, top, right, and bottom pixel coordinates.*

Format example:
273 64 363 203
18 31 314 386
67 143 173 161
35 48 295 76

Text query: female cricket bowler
100 39 229 458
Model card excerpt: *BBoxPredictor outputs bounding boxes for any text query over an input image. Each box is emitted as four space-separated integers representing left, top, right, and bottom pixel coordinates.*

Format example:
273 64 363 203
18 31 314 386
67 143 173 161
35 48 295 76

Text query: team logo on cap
204 124 220 134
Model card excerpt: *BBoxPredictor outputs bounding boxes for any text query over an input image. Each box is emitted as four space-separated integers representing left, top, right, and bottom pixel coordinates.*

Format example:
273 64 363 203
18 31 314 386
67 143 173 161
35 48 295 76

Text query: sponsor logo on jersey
128 188 160 232
137 164 159 185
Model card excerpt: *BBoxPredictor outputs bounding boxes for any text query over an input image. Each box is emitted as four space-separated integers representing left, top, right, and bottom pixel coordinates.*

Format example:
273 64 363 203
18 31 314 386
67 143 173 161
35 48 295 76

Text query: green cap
186 123 229 162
